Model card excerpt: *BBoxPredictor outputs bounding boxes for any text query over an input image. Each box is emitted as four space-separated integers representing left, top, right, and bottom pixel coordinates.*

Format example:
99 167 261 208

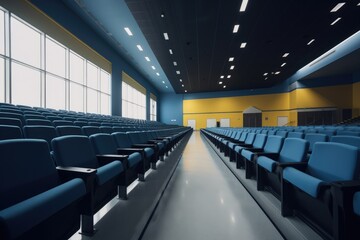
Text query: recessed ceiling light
124 27 133 36
166 86 168 88
275 71 280 75
263 73 268 76
227 75 231 79
169 49 173 54
136 45 143 51
219 81 223 84
230 65 235 70
220 75 224 79
185 90 187 93
160 13 165 18
357 3 360 6
182 84 184 87
240 42 247 48
156 72 160 76
331 17 341 26
265 77 268 80
180 79 183 82
239 0 249 12
281 63 286 67
173 61 177 66
145 56 150 62
163 33 169 40
307 39 315 45
330 2 345 12
282 53 289 58
151 66 156 70
233 24 240 33
176 71 180 74
162 81 165 84
223 85 227 88
229 57 234 62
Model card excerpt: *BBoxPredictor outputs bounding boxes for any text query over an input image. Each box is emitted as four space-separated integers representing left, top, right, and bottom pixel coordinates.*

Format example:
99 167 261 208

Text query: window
150 94 157 121
0 6 112 114
122 72 146 120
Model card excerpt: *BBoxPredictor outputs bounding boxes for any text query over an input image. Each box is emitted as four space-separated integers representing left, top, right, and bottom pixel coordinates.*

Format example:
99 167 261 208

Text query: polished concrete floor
141 132 283 240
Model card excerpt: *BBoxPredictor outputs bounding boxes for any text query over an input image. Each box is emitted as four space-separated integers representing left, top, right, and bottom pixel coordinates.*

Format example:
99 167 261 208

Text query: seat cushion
283 167 324 198
128 152 142 168
241 149 255 161
354 192 360 216
0 179 85 239
144 147 154 158
257 156 276 172
234 145 245 154
96 161 124 186
228 142 237 150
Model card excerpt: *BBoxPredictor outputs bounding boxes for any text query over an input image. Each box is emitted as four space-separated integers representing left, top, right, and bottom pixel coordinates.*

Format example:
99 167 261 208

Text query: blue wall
30 0 160 117
159 94 183 125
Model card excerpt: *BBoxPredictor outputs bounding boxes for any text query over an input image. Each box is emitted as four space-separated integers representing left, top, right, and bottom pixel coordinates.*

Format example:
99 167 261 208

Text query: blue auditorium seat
82 126 101 136
0 117 22 128
52 120 73 127
275 130 288 138
234 133 267 167
51 135 126 235
282 142 360 239
0 139 86 240
56 126 84 136
287 132 304 139
99 126 114 134
25 119 53 126
257 138 309 196
331 136 360 148
0 112 25 126
336 130 360 137
0 125 23 140
304 133 329 153
23 126 57 149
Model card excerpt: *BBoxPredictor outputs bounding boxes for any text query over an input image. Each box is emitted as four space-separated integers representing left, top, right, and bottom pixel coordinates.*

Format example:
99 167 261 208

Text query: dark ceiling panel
125 0 360 93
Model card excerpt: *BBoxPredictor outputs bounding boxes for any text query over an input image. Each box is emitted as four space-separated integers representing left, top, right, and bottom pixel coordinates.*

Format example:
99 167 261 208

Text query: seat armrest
96 154 128 168
277 162 308 170
247 148 263 152
56 166 96 193
117 147 144 154
133 143 157 148
331 180 360 212
254 152 279 159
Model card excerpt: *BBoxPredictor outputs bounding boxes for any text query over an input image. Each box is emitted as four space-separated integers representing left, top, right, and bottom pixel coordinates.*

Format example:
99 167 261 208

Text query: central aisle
141 132 283 240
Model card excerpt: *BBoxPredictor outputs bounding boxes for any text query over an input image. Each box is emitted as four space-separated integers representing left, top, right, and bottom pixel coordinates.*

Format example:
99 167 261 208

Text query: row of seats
0 102 192 240
201 127 360 240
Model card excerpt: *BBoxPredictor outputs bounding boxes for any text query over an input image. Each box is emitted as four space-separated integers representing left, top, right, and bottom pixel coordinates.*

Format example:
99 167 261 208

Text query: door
277 116 288 126
220 118 230 127
243 113 262 127
206 118 217 128
187 119 196 130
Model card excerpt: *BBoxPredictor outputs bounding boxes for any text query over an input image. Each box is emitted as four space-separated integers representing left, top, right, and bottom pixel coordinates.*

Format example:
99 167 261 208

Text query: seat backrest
46 116 63 122
56 126 83 136
111 132 132 148
244 132 256 145
82 126 101 136
279 138 309 163
317 130 336 138
287 132 304 139
304 133 328 152
99 126 113 134
263 135 284 153
51 135 98 169
52 120 73 127
0 117 22 128
276 130 288 138
331 136 360 148
89 133 117 155
0 112 25 126
0 125 23 140
307 142 360 182
336 130 360 137
238 132 248 142
0 139 59 210
268 130 277 135
252 134 267 149
23 114 46 120
73 121 88 127
25 119 53 126
23 125 57 148
112 127 126 133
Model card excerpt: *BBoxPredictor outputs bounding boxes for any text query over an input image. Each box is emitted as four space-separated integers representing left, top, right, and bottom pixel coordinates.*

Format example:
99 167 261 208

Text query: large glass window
0 10 5 55
70 51 84 84
150 95 157 121
46 37 66 78
46 74 66 110
11 16 41 68
11 62 41 107
87 88 98 113
122 81 146 120
0 58 4 102
70 82 84 112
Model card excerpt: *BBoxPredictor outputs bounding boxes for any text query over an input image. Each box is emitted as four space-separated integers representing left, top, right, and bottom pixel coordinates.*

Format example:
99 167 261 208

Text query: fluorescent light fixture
330 2 345 12
162 81 165 84
176 71 180 74
180 79 183 82
358 3 360 6
265 77 268 80
169 49 173 54
185 90 187 93
230 65 235 70
219 81 223 84
163 33 169 40
331 17 341 26
124 27 133 36
233 24 240 33
151 66 156 70
227 75 231 78
182 84 184 87
145 56 150 61
223 85 226 88
307 39 315 45
220 75 224 79
229 57 234 62
282 53 289 58
173 61 177 66
136 45 143 51
275 71 280 75
240 42 247 48
281 63 286 67
156 72 160 76
239 0 249 12
263 73 268 76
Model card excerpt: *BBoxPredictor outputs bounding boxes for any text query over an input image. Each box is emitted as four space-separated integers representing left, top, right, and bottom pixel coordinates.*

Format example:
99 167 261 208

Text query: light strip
358 3 360 6
239 0 249 12
124 27 133 36
223 85 226 88
330 2 345 12
180 79 183 82
263 73 268 76
185 90 187 93
176 71 180 74
156 73 160 76
281 63 286 67
307 39 315 45
219 81 223 84
163 33 169 40
220 76 224 79
229 57 234 62
233 24 240 33
227 75 231 78
169 49 173 54
182 84 184 87
145 56 150 61
173 61 177 66
331 17 341 26
275 71 280 75
151 66 156 70
230 65 235 70
282 53 289 58
136 45 143 51
162 81 165 84
240 42 247 48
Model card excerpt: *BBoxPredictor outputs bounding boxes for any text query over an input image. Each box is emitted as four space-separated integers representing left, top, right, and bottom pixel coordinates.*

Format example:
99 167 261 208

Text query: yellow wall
183 83 356 130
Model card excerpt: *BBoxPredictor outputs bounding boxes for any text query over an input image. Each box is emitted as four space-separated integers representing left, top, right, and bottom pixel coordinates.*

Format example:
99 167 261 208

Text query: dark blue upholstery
287 132 304 139
304 133 328 153
336 130 360 137
25 119 52 126
331 136 360 148
0 125 23 140
0 117 22 128
82 126 101 136
56 126 83 136
23 126 57 148
354 192 360 216
52 120 73 127
276 130 288 138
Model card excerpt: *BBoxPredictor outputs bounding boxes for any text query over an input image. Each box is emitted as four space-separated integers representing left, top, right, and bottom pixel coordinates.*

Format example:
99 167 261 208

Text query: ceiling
66 0 360 94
